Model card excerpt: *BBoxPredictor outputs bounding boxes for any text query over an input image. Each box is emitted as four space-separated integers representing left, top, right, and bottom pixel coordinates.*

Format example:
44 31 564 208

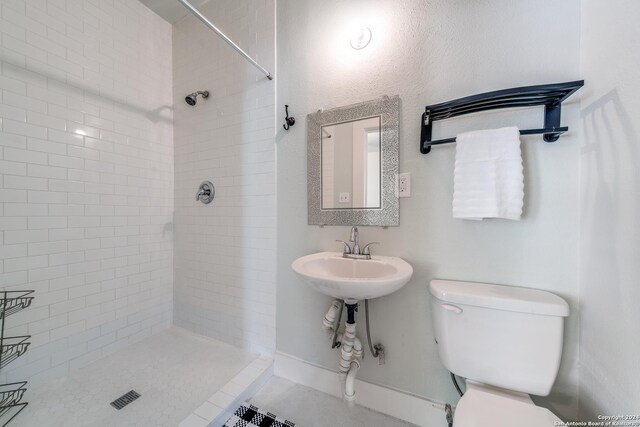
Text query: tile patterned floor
223 402 296 427
13 327 257 427
250 377 419 427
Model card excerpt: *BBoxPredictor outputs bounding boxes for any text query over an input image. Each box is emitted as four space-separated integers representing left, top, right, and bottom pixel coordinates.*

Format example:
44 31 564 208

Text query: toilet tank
429 280 569 396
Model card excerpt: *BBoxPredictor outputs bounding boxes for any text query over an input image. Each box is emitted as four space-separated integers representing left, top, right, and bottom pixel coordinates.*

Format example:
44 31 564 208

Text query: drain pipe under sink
344 360 360 407
323 300 364 404
322 300 343 342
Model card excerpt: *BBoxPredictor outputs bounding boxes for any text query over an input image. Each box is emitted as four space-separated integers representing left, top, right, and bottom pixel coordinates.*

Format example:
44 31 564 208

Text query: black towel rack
420 80 584 154
0 290 33 426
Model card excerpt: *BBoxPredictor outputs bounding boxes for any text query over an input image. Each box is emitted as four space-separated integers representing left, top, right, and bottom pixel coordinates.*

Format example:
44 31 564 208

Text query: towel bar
420 80 584 154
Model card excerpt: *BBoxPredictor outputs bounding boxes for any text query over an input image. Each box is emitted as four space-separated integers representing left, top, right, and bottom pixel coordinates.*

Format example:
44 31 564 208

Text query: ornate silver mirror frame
307 95 400 226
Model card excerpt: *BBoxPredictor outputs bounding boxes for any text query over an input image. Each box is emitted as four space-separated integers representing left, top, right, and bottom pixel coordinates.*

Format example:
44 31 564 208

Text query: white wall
172 0 276 353
578 0 640 417
0 0 174 384
276 0 582 418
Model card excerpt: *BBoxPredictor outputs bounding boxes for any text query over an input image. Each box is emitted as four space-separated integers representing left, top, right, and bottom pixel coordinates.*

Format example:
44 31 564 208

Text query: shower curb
179 355 274 427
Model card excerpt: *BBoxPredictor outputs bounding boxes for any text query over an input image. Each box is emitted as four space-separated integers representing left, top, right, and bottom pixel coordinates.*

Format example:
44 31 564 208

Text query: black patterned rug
224 402 296 427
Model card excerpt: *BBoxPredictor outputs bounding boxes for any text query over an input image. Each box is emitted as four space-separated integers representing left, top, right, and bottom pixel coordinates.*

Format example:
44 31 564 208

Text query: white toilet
429 279 570 427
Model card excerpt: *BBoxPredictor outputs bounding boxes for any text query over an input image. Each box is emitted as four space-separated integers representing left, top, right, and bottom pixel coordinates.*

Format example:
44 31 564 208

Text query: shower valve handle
196 181 215 204
195 189 207 200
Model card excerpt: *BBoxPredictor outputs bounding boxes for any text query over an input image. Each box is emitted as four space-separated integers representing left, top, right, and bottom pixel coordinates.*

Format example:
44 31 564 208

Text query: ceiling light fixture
350 27 372 50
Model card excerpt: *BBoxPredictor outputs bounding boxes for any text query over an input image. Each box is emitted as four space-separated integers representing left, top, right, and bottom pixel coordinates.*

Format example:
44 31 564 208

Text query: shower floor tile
13 327 257 427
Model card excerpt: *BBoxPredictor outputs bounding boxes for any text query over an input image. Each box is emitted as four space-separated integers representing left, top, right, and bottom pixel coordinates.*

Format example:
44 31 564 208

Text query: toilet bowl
429 279 569 426
454 382 562 427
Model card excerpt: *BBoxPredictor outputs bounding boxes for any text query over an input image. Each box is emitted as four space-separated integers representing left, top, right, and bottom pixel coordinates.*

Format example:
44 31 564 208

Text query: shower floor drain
110 390 141 410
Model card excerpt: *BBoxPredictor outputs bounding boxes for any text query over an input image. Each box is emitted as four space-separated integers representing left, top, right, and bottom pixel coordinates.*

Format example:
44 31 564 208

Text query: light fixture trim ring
350 27 372 50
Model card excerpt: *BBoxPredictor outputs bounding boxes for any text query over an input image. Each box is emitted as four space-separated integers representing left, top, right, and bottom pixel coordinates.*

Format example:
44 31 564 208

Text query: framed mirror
307 95 400 226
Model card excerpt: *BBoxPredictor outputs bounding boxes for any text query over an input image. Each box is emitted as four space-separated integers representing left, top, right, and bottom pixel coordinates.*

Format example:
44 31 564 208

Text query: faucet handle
336 240 352 254
362 242 379 256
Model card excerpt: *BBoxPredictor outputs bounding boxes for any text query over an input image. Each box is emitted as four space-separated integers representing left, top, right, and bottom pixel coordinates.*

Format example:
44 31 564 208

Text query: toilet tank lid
429 280 569 317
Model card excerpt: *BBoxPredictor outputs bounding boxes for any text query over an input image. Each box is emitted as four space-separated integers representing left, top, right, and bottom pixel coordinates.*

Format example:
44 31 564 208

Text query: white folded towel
452 126 524 220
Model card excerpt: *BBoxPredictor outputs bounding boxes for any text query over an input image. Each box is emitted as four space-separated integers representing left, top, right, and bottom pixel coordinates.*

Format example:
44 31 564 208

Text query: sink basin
292 252 413 303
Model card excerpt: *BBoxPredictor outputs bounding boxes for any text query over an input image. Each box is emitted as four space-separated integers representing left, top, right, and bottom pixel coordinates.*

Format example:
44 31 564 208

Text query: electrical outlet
398 173 411 197
339 192 351 203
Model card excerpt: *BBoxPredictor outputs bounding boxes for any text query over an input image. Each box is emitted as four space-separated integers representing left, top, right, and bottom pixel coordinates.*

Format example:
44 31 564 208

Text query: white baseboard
274 351 448 427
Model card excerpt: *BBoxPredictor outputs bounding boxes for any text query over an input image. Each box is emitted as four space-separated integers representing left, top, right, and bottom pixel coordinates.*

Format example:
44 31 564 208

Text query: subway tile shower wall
172 0 276 353
0 1 174 384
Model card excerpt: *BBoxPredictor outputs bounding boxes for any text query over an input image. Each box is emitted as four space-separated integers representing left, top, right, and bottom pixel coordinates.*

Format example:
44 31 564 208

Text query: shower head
185 90 209 106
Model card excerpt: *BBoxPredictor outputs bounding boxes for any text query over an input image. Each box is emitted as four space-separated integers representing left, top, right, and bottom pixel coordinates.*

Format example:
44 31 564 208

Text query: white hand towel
452 126 524 220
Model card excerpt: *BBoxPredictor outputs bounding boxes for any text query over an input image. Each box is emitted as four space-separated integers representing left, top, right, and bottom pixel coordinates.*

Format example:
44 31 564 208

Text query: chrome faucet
337 226 378 260
350 226 360 255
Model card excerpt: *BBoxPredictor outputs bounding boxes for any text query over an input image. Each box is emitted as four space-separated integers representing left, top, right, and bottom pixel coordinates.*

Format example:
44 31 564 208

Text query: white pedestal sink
291 251 413 304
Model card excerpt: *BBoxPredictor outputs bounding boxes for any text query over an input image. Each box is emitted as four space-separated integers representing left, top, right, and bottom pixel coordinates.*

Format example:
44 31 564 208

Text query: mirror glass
321 116 381 209
307 95 399 226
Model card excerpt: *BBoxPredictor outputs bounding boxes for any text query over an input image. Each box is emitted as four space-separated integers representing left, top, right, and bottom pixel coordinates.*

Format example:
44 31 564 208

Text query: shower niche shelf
0 291 33 426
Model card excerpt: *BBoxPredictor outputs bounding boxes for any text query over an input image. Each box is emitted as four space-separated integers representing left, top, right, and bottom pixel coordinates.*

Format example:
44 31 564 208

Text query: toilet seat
454 383 562 427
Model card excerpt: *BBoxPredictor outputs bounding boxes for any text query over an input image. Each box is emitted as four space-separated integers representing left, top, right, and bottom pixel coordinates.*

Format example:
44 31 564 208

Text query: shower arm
177 0 274 80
